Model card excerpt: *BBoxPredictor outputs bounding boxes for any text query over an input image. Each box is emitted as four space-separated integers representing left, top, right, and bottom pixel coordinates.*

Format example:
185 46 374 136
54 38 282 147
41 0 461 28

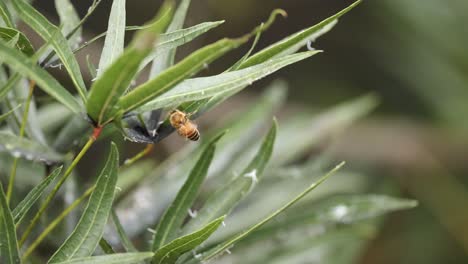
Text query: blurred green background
29 0 468 263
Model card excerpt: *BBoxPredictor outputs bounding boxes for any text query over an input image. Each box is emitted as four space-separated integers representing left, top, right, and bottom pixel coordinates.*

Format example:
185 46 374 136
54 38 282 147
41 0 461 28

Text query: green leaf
0 182 20 264
117 36 249 115
49 143 119 263
113 85 287 238
99 237 116 254
111 209 137 252
0 104 21 123
228 24 262 72
4 31 19 47
183 121 277 234
272 93 379 165
55 0 82 49
86 55 97 80
152 132 224 251
153 216 225 264
53 252 154 264
86 1 173 126
0 131 63 162
0 1 14 28
149 0 190 77
136 50 319 113
238 0 361 69
0 41 82 113
52 116 90 154
246 195 418 242
12 166 63 225
97 0 126 77
0 74 20 103
75 20 223 56
11 0 87 102
140 21 225 71
0 27 34 56
37 103 72 134
201 162 345 261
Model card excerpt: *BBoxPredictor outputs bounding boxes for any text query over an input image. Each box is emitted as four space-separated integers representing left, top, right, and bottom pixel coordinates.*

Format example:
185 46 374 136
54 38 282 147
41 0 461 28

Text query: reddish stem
92 126 103 140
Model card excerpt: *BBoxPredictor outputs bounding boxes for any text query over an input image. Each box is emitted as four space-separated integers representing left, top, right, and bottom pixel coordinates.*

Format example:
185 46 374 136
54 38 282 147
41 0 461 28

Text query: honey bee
169 110 200 141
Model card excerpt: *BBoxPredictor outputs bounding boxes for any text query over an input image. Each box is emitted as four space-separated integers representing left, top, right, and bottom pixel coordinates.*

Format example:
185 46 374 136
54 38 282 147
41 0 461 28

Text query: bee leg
186 111 196 118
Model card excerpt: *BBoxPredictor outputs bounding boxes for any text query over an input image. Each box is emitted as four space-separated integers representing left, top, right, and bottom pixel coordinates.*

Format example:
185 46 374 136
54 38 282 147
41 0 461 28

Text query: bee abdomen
187 130 200 141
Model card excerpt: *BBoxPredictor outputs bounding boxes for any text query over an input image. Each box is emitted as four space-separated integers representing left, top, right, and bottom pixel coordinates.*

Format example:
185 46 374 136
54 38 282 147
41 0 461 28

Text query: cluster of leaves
0 0 416 263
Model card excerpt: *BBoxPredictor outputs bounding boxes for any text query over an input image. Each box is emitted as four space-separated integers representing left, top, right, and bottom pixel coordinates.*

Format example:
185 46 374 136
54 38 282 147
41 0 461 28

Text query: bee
169 110 200 141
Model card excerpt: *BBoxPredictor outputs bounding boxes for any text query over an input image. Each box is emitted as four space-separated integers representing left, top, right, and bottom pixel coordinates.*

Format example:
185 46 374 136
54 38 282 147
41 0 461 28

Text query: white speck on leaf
188 208 198 218
307 39 315 51
243 169 258 193
243 169 257 183
332 205 348 220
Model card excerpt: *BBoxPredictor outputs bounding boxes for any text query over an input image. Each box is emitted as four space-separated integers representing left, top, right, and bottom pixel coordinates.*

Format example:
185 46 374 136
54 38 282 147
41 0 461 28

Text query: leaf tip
272 117 279 130
273 8 288 18
318 161 345 184
335 161 346 170
211 130 228 144
408 200 419 208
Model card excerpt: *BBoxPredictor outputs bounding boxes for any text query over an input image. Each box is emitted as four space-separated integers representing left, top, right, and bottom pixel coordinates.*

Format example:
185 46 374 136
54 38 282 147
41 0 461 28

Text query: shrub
0 0 416 263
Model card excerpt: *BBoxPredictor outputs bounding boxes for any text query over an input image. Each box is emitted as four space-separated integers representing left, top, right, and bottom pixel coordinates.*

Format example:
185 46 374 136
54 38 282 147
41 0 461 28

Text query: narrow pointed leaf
201 162 345 261
75 20 223 56
55 0 82 49
0 1 14 28
154 79 286 144
137 50 319 113
86 2 173 126
0 131 63 162
149 0 190 77
0 41 82 113
0 105 21 123
53 252 154 264
139 21 225 71
12 166 63 225
111 209 137 252
5 32 19 47
11 0 87 101
0 74 20 102
97 0 126 77
153 216 225 264
238 0 361 69
86 55 97 80
117 36 249 114
152 132 224 251
246 195 418 242
183 121 276 234
0 182 20 264
0 27 34 56
49 143 119 263
228 24 262 72
272 93 379 165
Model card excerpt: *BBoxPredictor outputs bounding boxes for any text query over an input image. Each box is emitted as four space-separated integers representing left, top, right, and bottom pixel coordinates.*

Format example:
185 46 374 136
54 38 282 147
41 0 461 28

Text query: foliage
0 0 416 263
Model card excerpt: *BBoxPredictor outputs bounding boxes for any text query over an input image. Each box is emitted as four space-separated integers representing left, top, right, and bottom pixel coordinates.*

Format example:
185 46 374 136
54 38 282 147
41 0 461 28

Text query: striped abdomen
187 129 200 141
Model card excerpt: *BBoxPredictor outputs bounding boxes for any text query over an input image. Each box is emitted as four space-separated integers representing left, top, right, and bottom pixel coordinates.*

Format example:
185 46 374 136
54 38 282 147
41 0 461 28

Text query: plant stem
22 138 138 258
21 186 95 261
6 80 36 203
123 144 154 167
18 127 103 247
